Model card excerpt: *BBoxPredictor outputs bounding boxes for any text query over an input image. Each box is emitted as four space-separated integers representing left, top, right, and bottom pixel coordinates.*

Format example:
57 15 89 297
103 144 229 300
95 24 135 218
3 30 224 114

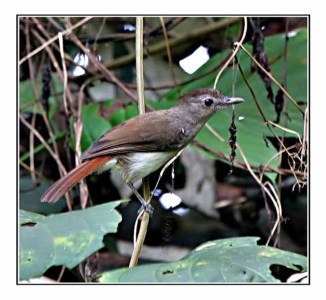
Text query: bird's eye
204 98 214 107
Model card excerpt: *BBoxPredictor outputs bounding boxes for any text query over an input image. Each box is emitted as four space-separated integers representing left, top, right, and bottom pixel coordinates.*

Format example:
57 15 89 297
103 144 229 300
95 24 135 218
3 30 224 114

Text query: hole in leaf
270 264 304 282
293 264 304 272
21 222 37 227
162 269 175 275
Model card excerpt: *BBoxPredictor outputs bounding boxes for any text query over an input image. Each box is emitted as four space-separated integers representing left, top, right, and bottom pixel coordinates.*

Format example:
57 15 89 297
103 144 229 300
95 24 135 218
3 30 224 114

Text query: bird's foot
137 201 154 216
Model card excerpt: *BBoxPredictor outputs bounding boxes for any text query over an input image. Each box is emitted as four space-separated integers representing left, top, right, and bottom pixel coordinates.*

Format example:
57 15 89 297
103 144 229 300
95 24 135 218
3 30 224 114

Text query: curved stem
236 43 304 114
213 17 248 89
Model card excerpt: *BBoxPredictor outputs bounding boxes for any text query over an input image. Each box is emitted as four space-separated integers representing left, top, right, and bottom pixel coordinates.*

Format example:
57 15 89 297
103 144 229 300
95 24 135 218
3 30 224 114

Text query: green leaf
19 210 46 225
19 201 126 280
19 74 64 118
264 171 278 184
19 132 66 163
80 103 113 151
80 101 138 150
160 29 307 171
99 237 307 283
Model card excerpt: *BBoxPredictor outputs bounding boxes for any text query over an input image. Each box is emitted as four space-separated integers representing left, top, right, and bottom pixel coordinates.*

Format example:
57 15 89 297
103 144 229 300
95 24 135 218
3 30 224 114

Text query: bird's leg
127 182 154 215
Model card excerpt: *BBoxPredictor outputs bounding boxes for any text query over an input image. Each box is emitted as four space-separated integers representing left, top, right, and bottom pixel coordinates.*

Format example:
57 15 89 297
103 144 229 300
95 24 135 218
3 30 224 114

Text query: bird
41 88 244 213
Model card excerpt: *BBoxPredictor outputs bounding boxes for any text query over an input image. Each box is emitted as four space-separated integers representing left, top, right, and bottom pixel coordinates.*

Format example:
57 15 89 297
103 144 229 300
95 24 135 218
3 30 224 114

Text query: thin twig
76 81 91 209
259 144 297 182
32 17 79 71
25 18 38 183
236 144 282 246
68 26 284 93
133 212 143 246
59 28 89 209
58 32 69 119
19 114 67 174
136 17 145 115
19 160 50 183
237 61 300 166
30 26 76 209
237 59 305 189
301 108 308 160
57 266 66 282
263 181 282 245
279 17 290 145
129 17 150 268
20 113 73 211
192 139 304 177
19 17 92 65
105 17 241 70
208 16 247 146
57 26 74 171
46 16 65 31
159 17 179 94
209 17 285 243
31 20 79 179
236 43 305 114
92 17 107 52
69 51 234 93
204 123 225 142
30 27 74 109
267 120 302 144
67 31 141 105
213 17 247 89
19 132 66 163
149 148 185 203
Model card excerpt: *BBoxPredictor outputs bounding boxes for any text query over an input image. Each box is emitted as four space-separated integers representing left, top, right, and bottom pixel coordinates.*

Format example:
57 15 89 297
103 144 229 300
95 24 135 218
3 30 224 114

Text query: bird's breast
115 151 179 183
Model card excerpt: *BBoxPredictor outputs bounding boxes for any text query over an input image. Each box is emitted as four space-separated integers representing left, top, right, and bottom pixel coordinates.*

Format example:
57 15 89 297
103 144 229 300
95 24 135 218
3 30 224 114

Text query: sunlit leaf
19 201 126 280
99 237 307 283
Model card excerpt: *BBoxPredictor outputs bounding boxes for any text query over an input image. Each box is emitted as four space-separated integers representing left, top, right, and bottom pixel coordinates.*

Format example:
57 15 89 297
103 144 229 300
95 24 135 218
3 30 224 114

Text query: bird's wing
81 110 184 161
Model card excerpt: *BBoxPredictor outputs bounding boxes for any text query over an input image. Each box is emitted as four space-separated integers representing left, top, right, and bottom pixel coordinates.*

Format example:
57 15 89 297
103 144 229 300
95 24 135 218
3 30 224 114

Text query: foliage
99 237 307 283
19 17 308 283
20 74 63 120
72 30 306 173
19 25 307 178
161 29 307 169
19 201 125 280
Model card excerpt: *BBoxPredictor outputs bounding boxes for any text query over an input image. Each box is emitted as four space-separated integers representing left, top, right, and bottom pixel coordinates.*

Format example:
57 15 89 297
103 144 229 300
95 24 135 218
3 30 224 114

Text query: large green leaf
19 201 126 280
20 209 46 224
99 237 307 283
161 29 307 169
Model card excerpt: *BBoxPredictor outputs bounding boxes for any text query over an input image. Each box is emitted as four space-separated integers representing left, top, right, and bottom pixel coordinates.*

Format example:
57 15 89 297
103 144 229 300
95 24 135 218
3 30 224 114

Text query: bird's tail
41 156 112 203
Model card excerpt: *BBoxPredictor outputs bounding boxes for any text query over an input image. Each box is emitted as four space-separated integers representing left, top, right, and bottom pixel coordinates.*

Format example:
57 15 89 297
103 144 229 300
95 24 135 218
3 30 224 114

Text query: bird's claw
137 202 154 216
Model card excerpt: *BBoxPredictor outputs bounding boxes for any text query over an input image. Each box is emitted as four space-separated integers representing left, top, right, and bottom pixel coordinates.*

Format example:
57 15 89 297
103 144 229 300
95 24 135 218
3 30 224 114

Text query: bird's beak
223 97 245 106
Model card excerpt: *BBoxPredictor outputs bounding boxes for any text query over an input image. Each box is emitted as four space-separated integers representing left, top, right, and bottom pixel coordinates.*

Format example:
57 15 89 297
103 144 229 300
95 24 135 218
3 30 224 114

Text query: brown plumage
41 88 244 207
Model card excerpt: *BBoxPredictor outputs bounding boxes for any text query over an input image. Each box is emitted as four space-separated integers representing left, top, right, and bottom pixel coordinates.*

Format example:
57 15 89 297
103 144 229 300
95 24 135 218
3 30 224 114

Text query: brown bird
41 88 244 213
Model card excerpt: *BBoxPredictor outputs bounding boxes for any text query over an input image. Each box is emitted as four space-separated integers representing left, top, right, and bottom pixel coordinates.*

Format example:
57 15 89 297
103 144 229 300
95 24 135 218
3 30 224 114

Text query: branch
129 17 150 268
19 17 92 65
213 17 247 89
105 17 241 70
236 43 305 115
